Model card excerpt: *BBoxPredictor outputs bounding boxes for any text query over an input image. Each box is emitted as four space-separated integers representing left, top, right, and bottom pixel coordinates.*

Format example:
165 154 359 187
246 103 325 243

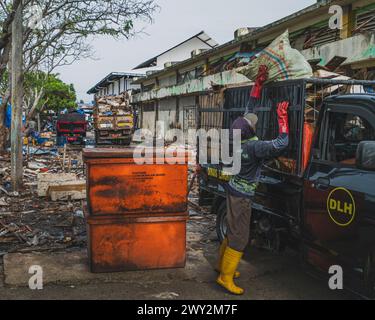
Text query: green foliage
25 72 77 112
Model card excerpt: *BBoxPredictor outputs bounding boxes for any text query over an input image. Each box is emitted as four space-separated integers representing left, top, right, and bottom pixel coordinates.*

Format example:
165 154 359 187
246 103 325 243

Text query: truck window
325 113 375 165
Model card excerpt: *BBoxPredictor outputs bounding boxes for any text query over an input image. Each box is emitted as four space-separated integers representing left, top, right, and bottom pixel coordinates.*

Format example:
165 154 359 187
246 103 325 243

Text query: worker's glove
250 65 268 99
277 101 290 134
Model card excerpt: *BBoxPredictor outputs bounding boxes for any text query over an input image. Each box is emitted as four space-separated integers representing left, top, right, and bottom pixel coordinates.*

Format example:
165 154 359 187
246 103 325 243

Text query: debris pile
96 92 132 116
0 148 87 256
94 92 135 145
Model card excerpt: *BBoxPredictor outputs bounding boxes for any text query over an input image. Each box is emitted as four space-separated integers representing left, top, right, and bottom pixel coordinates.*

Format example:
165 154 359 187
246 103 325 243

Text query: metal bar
298 80 307 176
199 108 247 113
305 78 375 85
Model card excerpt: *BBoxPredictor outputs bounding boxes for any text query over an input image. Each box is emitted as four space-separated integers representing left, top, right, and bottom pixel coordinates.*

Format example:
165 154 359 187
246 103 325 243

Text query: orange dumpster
82 148 189 273
86 212 188 273
83 148 188 216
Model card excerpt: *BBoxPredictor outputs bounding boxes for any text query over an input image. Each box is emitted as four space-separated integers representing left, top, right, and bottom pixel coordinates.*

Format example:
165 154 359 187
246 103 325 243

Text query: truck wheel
215 200 227 243
364 252 375 298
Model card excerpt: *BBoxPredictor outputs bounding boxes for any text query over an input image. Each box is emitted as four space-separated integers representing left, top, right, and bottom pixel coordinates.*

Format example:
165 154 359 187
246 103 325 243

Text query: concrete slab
3 249 215 287
37 173 77 197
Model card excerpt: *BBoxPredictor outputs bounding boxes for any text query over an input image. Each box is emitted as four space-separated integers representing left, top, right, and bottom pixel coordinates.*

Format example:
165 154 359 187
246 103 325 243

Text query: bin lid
83 148 190 162
83 148 137 159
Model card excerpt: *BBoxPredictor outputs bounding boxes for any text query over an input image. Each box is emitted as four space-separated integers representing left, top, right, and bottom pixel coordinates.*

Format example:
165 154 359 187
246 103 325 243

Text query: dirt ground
0 142 357 300
0 205 356 300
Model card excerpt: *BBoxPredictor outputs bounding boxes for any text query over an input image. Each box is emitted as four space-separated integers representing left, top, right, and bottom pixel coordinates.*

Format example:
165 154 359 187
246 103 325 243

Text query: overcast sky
57 0 316 102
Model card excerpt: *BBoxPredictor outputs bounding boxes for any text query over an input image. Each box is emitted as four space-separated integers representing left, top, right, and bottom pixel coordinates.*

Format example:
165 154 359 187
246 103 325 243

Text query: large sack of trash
238 30 313 82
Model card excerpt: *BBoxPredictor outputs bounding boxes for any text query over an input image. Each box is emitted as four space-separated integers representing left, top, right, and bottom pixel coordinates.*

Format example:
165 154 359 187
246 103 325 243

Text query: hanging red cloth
302 122 314 172
250 65 269 99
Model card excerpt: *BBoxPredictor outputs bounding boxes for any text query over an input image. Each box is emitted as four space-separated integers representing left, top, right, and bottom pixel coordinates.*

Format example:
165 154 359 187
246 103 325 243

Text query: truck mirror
356 141 375 171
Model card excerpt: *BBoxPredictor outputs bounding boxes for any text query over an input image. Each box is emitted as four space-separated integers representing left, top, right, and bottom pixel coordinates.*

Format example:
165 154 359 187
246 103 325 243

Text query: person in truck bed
216 101 290 295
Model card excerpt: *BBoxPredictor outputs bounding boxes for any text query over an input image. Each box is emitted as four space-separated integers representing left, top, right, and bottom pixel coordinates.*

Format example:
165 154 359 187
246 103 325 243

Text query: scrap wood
0 222 28 243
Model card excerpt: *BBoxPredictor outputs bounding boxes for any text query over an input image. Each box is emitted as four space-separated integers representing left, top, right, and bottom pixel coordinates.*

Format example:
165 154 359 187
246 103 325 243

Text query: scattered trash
0 147 87 254
28 161 46 170
0 186 9 195
74 210 84 218
0 197 8 206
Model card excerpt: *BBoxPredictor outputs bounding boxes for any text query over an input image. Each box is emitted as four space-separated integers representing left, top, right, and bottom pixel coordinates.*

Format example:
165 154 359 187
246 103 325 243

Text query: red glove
250 65 268 99
277 101 289 134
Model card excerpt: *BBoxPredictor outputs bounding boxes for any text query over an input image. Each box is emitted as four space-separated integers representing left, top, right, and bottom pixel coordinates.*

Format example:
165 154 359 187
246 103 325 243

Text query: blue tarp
5 104 11 128
2 101 26 128
0 97 12 128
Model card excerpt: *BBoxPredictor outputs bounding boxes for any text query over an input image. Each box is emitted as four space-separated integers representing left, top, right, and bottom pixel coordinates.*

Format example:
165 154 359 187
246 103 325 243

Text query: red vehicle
56 111 87 145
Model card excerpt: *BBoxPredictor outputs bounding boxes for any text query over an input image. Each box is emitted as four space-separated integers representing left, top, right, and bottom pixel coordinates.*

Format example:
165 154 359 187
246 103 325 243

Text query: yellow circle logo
327 188 356 227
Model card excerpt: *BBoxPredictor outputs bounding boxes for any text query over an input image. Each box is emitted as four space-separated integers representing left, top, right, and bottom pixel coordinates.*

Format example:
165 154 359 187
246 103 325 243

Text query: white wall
158 98 177 129
157 37 211 67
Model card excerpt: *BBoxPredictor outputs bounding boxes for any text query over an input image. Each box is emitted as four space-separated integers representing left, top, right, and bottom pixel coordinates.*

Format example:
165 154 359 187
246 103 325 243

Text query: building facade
87 72 144 99
132 0 375 138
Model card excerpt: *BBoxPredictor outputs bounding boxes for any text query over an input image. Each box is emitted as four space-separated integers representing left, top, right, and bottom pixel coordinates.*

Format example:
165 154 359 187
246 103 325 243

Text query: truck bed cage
198 78 375 176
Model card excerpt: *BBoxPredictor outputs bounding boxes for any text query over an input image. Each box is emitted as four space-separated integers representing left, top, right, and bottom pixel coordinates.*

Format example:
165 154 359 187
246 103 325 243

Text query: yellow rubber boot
215 238 240 279
216 247 244 295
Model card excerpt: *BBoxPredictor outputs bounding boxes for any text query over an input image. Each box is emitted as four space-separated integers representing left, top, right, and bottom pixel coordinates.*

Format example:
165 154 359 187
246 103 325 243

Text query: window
324 112 375 165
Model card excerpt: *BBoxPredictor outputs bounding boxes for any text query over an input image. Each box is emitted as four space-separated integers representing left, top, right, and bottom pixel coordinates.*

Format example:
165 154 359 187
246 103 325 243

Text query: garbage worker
216 101 290 295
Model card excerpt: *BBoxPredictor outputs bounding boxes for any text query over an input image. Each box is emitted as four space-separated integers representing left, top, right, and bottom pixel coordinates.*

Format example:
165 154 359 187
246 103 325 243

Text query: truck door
303 101 375 289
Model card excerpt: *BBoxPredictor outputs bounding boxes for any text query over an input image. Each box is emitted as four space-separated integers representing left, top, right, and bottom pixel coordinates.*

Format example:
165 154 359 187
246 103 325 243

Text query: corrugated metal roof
87 72 144 94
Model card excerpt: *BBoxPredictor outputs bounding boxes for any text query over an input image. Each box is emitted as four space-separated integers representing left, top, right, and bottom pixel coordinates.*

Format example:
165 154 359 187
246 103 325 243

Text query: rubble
0 147 87 256
0 198 8 206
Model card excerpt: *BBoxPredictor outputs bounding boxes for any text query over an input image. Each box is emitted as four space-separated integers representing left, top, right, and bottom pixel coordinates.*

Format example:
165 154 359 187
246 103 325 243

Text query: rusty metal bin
83 148 188 216
86 212 188 273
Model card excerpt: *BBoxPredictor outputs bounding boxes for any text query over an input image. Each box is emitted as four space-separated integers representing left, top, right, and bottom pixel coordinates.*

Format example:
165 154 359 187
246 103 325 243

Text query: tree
24 71 77 122
0 0 158 150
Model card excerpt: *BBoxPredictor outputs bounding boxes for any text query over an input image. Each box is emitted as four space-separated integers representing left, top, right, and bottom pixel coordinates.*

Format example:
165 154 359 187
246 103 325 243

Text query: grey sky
57 0 316 102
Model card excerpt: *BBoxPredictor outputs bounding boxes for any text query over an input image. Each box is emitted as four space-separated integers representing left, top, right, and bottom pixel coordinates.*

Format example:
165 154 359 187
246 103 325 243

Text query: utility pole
11 0 24 191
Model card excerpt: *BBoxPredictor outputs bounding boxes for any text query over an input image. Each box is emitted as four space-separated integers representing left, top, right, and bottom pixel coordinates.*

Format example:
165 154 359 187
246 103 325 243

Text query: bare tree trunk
11 1 23 191
26 87 44 124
